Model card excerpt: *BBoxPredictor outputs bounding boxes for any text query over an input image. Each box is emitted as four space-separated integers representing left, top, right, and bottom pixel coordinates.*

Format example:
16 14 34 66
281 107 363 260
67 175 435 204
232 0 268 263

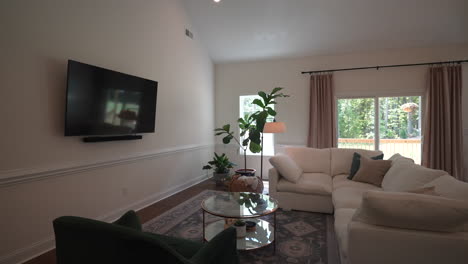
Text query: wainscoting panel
0 144 213 264
0 144 212 187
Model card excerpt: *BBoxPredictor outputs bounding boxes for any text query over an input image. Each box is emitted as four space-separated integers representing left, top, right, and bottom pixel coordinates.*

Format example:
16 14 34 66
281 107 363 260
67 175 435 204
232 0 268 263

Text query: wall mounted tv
65 60 158 138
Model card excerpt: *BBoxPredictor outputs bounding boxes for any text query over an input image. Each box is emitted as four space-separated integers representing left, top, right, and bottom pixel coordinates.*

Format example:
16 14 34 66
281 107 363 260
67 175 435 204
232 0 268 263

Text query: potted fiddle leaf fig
214 87 289 176
248 87 289 153
202 153 236 186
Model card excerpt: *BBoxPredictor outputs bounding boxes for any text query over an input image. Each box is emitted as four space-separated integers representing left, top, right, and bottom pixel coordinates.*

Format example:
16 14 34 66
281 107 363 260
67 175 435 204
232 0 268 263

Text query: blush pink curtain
422 65 464 180
308 73 337 148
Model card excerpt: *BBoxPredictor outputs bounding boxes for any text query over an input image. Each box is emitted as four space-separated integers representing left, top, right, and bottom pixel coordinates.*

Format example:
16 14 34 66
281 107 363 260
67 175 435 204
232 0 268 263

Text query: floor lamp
261 121 286 179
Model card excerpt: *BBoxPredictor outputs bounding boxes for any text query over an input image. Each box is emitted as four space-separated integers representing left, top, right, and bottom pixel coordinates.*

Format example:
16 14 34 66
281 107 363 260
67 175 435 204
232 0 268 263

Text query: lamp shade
263 122 286 133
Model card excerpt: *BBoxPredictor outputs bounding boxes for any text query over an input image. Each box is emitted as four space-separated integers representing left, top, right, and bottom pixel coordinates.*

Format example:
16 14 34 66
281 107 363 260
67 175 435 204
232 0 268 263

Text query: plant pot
229 174 264 193
213 172 229 186
235 168 256 176
245 221 256 232
234 224 246 238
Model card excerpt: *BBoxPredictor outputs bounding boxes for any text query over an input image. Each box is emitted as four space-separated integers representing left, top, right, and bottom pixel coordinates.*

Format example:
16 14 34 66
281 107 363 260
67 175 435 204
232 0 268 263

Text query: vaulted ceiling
182 0 468 63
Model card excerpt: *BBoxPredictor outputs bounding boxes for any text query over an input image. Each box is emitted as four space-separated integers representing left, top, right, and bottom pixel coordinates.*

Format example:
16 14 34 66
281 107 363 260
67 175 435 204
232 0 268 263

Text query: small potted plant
202 153 236 186
233 219 246 238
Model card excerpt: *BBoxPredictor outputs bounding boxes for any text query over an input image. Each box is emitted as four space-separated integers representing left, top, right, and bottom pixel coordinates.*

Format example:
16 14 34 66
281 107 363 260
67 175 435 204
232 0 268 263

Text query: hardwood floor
23 179 223 264
137 179 222 223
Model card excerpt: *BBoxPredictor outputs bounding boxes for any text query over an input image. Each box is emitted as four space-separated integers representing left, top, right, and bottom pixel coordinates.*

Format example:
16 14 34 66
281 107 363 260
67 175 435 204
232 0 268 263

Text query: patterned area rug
143 190 340 264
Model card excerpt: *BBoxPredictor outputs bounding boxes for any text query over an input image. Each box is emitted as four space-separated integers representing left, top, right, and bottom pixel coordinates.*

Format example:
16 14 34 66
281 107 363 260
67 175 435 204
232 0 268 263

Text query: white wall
0 0 214 263
215 45 468 180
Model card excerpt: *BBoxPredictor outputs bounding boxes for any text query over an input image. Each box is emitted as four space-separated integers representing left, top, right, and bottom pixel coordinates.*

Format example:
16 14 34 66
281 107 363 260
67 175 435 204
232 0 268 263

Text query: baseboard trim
0 173 211 264
0 143 213 187
0 236 55 264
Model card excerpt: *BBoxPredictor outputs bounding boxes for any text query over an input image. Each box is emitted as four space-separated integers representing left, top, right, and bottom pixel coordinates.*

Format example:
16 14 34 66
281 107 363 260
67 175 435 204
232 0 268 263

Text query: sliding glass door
378 96 421 163
337 98 375 150
338 96 422 163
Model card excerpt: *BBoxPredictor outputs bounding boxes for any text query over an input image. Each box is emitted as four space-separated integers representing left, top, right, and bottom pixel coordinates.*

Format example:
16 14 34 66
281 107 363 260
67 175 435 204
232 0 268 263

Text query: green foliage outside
338 96 421 140
379 97 420 139
338 98 375 139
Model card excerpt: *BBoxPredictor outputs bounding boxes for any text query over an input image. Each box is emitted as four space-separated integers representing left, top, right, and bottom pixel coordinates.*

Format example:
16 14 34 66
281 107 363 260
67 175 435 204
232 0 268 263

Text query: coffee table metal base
204 219 274 251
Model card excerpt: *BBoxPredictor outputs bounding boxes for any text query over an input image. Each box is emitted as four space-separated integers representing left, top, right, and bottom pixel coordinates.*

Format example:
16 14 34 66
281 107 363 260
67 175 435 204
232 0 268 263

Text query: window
239 95 275 156
337 98 375 150
338 96 422 164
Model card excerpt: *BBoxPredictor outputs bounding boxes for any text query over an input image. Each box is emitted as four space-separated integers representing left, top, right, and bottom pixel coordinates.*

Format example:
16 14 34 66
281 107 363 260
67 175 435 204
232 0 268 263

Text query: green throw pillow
348 152 384 180
113 210 142 231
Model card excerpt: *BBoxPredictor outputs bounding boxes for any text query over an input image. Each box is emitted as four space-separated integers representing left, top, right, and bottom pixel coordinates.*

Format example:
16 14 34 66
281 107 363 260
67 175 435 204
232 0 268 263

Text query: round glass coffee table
201 192 279 251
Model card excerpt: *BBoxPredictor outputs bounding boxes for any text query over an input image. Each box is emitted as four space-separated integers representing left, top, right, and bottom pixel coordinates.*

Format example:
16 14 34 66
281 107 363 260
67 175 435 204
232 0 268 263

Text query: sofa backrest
423 175 468 201
285 147 331 174
381 160 448 192
330 148 383 176
283 147 384 176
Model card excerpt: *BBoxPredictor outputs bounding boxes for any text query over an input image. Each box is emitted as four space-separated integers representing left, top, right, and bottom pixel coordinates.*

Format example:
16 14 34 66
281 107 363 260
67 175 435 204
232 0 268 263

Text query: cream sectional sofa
269 147 468 264
269 147 383 213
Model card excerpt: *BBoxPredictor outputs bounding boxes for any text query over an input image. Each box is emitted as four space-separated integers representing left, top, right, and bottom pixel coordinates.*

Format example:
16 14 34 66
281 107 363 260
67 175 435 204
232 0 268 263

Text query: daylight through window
337 96 422 164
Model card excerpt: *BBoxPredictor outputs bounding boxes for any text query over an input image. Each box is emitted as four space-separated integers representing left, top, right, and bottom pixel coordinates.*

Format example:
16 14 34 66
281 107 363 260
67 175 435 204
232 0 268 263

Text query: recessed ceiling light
214 0 221 2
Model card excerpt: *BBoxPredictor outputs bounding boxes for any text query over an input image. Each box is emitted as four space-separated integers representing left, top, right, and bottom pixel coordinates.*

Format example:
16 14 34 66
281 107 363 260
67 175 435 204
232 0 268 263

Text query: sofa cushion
408 186 439 195
382 161 448 191
285 147 331 174
352 157 392 187
352 190 468 232
349 152 384 179
333 174 381 191
277 172 332 195
334 208 357 259
330 148 383 176
423 175 468 201
388 153 415 164
333 187 368 209
269 154 303 183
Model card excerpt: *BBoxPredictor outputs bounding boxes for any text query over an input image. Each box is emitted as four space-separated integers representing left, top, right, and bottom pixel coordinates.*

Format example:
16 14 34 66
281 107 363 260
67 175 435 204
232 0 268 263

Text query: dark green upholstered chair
53 210 239 264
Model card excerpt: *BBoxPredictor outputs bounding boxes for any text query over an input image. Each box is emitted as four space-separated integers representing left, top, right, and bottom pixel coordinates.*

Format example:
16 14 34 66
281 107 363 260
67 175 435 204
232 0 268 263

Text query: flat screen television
65 60 157 136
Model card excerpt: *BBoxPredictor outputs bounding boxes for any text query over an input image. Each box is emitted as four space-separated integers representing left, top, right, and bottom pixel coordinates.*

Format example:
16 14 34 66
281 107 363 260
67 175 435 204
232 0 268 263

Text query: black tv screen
65 60 157 136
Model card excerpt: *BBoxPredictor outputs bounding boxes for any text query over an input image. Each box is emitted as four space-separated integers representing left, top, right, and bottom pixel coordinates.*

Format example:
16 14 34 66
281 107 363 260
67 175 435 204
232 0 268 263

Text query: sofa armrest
268 168 281 195
347 221 468 264
191 227 239 264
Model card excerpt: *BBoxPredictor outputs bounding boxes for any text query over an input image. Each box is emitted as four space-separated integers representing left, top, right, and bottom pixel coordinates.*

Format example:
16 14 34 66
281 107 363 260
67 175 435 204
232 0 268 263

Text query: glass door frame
335 93 425 161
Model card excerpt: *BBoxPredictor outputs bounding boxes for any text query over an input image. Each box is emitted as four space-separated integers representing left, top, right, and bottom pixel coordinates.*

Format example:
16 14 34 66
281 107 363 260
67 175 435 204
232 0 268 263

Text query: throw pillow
113 210 142 231
407 186 439 196
352 190 468 232
388 153 414 164
348 152 384 179
382 162 448 192
269 154 303 183
352 157 392 187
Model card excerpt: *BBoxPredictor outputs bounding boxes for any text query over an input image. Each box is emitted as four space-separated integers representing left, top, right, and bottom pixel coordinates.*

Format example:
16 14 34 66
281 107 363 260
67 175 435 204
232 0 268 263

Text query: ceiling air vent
185 29 194 39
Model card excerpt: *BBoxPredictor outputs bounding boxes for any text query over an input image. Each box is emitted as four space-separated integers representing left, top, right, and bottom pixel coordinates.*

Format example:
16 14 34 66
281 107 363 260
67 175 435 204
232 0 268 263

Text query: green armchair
53 210 239 264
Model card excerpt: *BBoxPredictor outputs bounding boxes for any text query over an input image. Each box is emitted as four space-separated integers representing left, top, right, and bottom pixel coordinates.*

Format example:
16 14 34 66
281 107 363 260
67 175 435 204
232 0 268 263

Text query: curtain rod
301 59 468 75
